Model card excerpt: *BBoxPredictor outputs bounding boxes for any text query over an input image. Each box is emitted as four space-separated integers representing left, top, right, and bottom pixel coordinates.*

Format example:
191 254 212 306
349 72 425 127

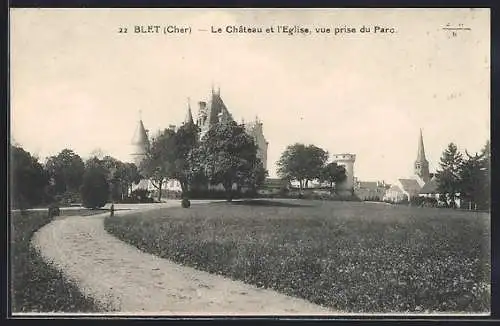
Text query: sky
10 8 490 183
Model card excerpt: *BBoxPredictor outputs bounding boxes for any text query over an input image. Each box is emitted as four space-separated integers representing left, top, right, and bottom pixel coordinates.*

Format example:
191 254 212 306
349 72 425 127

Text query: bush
181 198 191 208
80 168 109 209
48 204 60 218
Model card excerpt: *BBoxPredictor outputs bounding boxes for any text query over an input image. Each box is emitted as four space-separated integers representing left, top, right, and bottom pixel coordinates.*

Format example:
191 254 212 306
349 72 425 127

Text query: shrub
48 204 60 218
181 198 191 208
80 168 109 209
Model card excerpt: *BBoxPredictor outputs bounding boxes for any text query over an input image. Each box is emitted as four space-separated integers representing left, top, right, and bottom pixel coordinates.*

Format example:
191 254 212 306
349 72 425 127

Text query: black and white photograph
9 8 490 316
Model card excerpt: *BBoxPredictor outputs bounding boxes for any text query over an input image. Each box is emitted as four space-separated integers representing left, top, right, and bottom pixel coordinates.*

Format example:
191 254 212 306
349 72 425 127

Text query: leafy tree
320 162 347 193
245 159 268 191
277 143 328 191
196 121 260 201
11 145 48 209
172 121 200 197
45 149 85 195
458 140 490 210
140 128 177 201
80 166 109 209
114 162 141 200
436 143 463 205
459 150 489 210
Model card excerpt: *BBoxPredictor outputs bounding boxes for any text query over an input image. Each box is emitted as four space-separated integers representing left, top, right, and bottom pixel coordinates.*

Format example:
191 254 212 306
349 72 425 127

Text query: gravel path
32 202 335 315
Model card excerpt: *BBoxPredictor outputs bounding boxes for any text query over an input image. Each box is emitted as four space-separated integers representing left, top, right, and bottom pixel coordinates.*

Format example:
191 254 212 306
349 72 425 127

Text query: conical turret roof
131 119 150 154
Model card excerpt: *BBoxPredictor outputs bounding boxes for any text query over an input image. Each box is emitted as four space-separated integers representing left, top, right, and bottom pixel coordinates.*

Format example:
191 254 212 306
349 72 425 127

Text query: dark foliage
80 167 109 209
11 146 49 209
181 198 191 208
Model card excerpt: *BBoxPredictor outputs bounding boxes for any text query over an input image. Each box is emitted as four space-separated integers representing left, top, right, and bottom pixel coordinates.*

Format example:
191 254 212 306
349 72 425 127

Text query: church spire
416 128 426 161
414 128 430 183
184 97 194 125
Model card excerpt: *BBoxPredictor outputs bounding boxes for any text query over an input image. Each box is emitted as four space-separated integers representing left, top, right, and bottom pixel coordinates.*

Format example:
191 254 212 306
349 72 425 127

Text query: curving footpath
31 201 335 315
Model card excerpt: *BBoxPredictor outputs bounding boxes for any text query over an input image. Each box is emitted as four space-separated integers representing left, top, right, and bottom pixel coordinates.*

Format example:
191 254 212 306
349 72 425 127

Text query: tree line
11 146 142 209
11 118 268 208
436 140 490 210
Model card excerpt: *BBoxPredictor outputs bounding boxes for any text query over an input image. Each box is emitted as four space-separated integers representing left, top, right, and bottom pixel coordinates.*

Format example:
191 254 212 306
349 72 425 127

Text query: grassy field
11 209 106 313
104 200 490 313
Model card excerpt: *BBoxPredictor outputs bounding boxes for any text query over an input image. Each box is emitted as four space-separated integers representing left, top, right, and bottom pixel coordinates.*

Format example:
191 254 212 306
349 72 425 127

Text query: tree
114 162 141 200
45 149 85 195
196 121 260 201
277 143 328 191
172 121 200 197
320 162 347 193
458 140 490 210
459 150 489 210
436 143 463 206
80 166 109 209
140 128 177 201
245 159 268 191
11 145 48 209
480 140 491 209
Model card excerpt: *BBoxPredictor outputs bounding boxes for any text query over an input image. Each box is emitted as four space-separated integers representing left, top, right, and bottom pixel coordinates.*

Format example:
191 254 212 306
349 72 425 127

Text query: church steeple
184 97 194 125
414 128 430 183
416 128 426 161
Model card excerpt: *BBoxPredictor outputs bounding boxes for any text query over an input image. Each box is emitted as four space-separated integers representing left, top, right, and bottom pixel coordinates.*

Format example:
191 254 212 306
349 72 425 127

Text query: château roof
131 119 149 154
205 89 233 126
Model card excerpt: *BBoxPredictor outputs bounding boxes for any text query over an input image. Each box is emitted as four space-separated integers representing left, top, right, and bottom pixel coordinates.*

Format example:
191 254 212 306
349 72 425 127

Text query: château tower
197 86 233 139
130 117 150 171
244 116 269 171
332 154 356 194
414 129 430 183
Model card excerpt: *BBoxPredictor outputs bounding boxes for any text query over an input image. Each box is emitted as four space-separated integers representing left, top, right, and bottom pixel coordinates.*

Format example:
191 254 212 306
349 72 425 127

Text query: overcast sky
11 8 490 183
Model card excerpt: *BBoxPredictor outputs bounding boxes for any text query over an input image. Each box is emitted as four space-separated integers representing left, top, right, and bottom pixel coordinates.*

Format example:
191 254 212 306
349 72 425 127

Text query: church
130 86 269 194
383 129 439 203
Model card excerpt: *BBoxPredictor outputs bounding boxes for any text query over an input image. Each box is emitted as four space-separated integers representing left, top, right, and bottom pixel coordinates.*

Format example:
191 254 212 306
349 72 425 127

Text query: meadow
11 209 104 313
104 199 491 313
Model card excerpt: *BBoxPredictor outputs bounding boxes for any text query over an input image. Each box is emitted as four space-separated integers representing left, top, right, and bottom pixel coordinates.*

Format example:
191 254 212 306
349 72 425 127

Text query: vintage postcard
9 8 490 317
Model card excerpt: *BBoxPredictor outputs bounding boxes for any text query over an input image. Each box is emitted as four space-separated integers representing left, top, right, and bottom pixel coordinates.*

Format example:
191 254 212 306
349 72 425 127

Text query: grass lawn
104 199 490 313
11 208 106 313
